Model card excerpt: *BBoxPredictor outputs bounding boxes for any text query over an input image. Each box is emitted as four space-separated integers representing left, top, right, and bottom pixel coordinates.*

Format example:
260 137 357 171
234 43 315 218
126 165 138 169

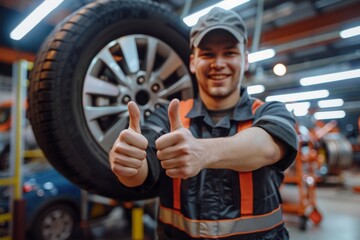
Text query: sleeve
252 101 299 171
126 104 170 194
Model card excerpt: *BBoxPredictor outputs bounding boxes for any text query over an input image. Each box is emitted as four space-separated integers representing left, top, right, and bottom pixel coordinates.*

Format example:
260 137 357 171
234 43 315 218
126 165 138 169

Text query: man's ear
189 53 196 73
245 50 250 72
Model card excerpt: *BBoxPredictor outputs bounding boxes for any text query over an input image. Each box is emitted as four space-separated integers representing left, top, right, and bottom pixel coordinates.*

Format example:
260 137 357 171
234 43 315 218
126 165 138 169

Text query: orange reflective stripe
173 179 181 210
159 205 284 238
239 172 253 215
179 99 193 129
252 99 264 115
237 121 254 215
173 99 194 210
237 99 264 215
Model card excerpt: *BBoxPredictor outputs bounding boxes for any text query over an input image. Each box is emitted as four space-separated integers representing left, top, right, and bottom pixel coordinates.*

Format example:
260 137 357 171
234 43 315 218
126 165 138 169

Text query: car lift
80 191 157 240
0 60 30 240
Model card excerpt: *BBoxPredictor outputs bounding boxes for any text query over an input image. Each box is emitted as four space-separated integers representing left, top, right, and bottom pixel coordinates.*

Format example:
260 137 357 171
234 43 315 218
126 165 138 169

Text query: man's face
190 30 247 107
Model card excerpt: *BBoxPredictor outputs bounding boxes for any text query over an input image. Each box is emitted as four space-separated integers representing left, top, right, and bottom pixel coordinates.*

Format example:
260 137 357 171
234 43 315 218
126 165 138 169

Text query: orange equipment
282 122 329 230
282 119 349 229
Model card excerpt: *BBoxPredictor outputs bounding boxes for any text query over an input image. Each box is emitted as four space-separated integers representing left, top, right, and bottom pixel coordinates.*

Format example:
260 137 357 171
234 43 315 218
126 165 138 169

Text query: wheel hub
136 89 150 106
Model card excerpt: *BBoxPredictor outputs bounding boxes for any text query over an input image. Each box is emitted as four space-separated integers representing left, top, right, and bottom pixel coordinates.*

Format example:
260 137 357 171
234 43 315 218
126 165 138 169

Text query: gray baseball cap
190 7 247 48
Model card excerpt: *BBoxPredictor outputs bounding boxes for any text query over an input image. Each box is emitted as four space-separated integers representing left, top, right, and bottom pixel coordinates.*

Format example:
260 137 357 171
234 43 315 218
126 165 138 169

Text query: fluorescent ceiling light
314 110 346 120
183 0 250 27
300 69 360 86
247 85 265 94
286 102 311 117
293 108 308 117
10 0 64 40
265 89 329 103
318 98 344 108
285 102 310 111
248 49 276 63
340 26 360 39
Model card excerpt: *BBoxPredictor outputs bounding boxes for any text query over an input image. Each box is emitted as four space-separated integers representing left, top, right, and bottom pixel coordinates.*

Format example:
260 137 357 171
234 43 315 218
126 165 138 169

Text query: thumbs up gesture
156 99 206 179
109 101 148 185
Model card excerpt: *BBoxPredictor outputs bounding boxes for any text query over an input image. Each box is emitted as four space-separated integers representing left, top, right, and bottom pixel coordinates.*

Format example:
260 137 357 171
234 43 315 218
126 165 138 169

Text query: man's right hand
109 101 148 183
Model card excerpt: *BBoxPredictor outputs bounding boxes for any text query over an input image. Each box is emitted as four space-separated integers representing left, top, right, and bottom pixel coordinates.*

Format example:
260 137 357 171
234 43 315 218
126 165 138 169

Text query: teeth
210 75 227 80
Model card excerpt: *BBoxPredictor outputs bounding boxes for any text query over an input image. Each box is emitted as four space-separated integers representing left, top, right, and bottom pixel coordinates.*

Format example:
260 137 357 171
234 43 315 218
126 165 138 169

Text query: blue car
0 158 114 240
0 102 115 239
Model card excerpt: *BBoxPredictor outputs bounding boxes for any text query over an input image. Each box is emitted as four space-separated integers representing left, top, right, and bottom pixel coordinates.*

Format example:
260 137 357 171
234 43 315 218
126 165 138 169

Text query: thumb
168 99 183 131
128 101 141 133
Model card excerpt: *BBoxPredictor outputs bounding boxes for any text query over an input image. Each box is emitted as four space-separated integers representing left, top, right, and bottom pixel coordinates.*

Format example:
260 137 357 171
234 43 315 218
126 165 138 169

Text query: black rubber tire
30 204 78 240
28 0 194 200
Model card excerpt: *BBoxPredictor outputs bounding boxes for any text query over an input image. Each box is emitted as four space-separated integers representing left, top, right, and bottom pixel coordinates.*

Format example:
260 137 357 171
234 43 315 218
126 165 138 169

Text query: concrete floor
85 185 360 240
285 186 360 240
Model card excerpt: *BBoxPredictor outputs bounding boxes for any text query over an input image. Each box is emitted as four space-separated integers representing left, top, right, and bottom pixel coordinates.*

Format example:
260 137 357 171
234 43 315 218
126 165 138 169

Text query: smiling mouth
209 74 229 80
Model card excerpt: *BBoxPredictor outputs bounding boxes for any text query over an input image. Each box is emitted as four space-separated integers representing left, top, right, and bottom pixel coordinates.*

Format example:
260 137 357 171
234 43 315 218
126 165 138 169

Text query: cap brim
192 25 246 48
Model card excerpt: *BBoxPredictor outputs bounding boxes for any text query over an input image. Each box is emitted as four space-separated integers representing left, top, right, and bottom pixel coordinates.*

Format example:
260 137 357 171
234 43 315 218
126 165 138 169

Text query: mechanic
109 7 298 240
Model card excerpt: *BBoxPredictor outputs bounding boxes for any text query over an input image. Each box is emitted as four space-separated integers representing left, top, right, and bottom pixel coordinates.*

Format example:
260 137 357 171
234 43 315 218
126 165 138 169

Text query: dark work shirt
134 87 298 240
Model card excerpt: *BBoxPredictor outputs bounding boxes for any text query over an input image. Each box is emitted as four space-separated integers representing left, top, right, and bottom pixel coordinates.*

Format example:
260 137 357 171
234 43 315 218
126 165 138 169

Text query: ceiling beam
0 0 34 12
0 46 35 64
255 1 360 47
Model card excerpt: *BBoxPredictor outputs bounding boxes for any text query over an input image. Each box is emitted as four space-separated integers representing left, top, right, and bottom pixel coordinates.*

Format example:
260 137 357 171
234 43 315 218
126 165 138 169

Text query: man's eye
225 52 238 56
200 52 213 58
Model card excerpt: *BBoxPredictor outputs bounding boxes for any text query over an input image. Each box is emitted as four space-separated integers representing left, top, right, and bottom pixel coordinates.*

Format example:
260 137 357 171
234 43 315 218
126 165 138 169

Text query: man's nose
210 57 226 69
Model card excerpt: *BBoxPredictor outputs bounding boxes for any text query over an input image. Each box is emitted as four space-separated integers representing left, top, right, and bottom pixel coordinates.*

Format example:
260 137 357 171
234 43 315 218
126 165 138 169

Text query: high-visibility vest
158 99 284 238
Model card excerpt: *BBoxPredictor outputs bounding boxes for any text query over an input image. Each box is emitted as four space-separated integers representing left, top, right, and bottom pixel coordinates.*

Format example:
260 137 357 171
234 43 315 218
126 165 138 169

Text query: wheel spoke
157 98 171 105
145 38 158 79
156 51 182 81
158 74 192 98
99 117 128 150
119 36 140 73
84 105 128 121
84 75 119 97
97 48 130 87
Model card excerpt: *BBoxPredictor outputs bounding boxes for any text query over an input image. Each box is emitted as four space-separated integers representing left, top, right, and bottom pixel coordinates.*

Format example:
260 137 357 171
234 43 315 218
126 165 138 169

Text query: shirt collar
186 87 255 122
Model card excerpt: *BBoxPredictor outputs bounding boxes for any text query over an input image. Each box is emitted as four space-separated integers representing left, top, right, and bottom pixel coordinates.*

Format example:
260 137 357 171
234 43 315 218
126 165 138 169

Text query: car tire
30 204 78 240
28 0 195 200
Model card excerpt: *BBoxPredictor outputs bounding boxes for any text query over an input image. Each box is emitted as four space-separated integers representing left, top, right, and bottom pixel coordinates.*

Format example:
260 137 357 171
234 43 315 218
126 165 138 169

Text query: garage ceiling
0 0 359 136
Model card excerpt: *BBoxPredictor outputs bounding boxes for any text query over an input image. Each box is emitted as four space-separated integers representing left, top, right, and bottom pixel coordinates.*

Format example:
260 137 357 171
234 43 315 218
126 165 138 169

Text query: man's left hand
156 99 207 179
